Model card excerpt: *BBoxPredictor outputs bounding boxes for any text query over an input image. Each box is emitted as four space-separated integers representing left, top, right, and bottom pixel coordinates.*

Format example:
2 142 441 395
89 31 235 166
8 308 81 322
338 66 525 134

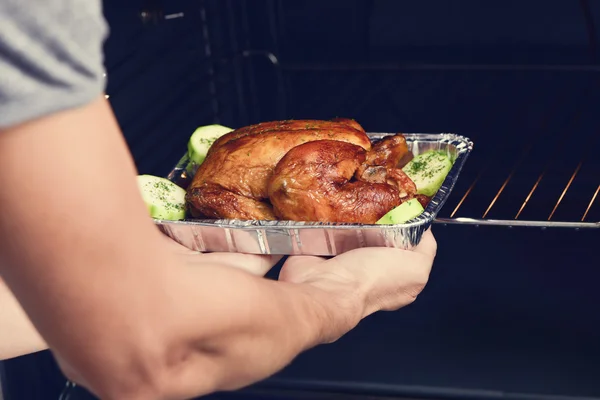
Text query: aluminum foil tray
156 133 473 256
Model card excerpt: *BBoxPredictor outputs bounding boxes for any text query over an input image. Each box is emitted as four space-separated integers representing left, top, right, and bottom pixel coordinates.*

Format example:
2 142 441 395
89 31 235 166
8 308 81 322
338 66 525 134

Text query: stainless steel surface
155 132 473 256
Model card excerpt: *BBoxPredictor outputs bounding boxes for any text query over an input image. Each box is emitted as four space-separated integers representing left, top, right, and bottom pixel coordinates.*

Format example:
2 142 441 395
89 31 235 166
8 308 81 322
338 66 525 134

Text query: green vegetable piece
402 150 453 197
376 198 425 225
137 175 186 221
187 124 234 165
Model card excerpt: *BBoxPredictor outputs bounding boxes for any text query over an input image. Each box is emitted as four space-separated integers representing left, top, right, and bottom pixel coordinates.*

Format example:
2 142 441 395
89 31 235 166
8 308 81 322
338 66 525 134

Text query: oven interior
2 1 599 399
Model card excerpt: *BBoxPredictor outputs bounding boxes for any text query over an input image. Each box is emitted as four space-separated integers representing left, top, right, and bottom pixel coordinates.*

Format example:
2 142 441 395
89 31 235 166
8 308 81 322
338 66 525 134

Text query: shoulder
0 0 109 128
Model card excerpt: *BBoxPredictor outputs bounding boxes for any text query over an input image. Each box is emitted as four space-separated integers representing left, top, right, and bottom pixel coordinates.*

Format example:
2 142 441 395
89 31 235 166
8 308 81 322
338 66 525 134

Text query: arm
0 276 47 360
0 97 356 399
0 2 435 397
0 237 280 363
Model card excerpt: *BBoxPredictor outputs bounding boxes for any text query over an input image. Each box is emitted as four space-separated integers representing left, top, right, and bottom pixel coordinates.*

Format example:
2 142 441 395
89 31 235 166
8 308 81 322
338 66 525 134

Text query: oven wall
1 1 598 399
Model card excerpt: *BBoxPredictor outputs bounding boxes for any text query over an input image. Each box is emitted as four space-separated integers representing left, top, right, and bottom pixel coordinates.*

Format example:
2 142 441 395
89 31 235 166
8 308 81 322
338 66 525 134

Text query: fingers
283 255 328 269
162 234 284 277
279 255 328 282
225 254 283 277
200 253 283 277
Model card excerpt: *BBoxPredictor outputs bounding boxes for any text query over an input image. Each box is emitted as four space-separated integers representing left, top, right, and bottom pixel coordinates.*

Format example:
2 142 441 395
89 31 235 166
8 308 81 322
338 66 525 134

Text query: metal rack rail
441 70 600 226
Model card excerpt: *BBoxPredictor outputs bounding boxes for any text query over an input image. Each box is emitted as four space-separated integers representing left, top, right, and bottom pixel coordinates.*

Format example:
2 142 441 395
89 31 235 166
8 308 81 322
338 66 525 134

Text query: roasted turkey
186 118 425 223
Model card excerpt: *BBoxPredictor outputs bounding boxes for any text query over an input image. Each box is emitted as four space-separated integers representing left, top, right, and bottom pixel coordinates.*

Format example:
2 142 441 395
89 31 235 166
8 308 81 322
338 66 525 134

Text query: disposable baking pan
155 133 473 256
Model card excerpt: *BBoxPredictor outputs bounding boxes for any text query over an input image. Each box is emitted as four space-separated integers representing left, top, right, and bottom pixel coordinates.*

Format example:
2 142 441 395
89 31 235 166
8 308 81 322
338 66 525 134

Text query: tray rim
159 132 474 230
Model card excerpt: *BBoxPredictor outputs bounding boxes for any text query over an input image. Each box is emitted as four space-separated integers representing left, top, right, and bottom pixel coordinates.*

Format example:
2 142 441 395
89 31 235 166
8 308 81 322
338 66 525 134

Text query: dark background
2 1 599 399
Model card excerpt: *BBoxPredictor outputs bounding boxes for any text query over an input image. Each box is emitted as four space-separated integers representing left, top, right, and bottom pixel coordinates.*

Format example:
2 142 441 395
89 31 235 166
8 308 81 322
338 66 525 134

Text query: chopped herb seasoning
138 175 186 220
197 136 219 146
402 150 453 197
405 159 427 175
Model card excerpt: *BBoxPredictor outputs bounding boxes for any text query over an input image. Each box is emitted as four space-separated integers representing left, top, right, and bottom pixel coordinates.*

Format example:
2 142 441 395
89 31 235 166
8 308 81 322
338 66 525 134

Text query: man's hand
166 228 435 347
280 229 436 342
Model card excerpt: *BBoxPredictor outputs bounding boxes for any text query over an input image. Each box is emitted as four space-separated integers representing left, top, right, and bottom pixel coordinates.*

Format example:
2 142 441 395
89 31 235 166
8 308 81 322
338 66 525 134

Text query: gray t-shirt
0 0 108 128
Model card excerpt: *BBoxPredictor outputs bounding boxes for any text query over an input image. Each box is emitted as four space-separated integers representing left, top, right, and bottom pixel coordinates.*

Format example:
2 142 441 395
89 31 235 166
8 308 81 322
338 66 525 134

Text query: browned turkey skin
186 118 424 223
268 140 403 223
355 135 417 198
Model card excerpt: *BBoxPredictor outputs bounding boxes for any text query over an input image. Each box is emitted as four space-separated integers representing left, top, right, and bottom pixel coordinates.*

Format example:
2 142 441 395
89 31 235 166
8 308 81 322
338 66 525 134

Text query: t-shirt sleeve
0 0 109 128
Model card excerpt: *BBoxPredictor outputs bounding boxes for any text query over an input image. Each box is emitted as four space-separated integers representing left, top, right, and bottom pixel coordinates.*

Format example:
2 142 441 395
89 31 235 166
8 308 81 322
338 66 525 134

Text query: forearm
0 217 344 399
23 246 344 400
1 246 336 399
156 262 341 397
0 277 47 360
